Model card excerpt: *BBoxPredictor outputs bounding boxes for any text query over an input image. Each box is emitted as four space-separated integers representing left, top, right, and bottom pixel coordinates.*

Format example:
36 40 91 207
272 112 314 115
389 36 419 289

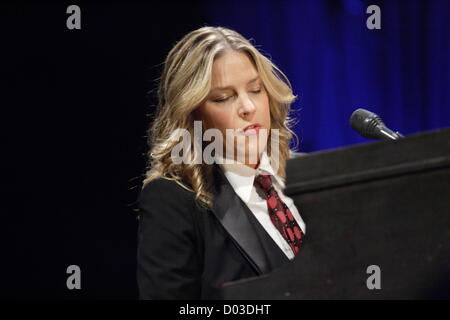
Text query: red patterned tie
254 174 304 255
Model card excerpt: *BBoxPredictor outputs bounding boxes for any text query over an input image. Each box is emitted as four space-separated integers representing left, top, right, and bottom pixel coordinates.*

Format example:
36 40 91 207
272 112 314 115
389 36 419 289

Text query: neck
244 158 260 169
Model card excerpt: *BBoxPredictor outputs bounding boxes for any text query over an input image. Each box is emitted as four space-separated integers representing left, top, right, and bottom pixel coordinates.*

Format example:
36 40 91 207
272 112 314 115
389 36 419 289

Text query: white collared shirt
215 151 306 260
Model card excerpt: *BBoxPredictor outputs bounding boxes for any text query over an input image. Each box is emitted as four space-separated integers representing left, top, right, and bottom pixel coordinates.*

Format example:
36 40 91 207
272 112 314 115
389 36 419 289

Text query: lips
242 123 261 134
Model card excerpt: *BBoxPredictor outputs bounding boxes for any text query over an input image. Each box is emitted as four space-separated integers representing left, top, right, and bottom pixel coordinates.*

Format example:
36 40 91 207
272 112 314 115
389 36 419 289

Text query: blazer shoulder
138 177 197 212
137 177 203 299
140 177 193 196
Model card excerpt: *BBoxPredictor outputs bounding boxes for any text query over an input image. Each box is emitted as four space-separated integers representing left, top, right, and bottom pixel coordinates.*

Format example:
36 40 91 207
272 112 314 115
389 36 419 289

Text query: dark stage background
1 0 449 299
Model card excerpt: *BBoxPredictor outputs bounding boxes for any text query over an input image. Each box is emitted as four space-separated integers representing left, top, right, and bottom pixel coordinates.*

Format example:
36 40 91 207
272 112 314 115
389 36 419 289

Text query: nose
238 94 256 118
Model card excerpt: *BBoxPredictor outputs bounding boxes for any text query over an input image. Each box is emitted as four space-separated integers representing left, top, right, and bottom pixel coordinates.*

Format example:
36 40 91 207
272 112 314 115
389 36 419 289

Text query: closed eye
212 89 261 103
213 96 230 103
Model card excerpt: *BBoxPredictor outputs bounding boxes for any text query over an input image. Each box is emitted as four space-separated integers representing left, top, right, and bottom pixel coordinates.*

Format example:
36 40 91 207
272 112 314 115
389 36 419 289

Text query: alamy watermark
66 265 81 290
66 5 81 30
366 5 381 30
366 265 381 290
168 121 281 172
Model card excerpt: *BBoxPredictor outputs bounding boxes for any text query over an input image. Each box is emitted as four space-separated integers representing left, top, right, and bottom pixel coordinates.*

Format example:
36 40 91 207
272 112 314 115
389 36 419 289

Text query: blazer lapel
209 164 271 275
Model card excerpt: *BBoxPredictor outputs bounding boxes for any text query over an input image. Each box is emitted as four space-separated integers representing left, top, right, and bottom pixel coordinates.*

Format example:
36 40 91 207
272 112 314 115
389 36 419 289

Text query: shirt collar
215 150 286 203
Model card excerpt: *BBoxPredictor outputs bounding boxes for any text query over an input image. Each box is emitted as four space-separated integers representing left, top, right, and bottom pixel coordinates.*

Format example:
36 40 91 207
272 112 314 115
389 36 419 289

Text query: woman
137 26 306 299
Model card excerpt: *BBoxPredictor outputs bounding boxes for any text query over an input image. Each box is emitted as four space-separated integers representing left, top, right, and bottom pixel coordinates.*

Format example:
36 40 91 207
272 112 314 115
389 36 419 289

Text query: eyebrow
211 76 260 91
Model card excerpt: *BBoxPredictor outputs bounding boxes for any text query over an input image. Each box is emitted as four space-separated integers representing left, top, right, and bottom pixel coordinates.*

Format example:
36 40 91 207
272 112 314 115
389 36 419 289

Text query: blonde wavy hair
143 26 298 210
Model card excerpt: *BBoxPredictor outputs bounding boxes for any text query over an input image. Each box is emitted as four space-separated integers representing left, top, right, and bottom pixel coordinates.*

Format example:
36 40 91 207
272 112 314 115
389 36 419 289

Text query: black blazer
136 163 293 299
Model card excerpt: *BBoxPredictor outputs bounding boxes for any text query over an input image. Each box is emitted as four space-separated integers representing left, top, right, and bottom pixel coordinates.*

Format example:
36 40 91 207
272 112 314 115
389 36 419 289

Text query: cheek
260 94 271 122
202 108 234 132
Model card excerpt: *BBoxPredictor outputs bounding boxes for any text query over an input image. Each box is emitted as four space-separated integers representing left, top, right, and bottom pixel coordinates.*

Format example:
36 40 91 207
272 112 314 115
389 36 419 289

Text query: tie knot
254 174 274 193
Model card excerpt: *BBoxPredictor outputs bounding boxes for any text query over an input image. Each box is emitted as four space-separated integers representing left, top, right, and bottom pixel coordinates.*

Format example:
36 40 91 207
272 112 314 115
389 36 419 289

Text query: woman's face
195 50 271 168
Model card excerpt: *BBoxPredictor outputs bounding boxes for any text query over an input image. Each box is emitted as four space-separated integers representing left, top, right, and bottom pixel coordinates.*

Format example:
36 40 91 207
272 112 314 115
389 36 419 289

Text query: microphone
349 108 404 141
